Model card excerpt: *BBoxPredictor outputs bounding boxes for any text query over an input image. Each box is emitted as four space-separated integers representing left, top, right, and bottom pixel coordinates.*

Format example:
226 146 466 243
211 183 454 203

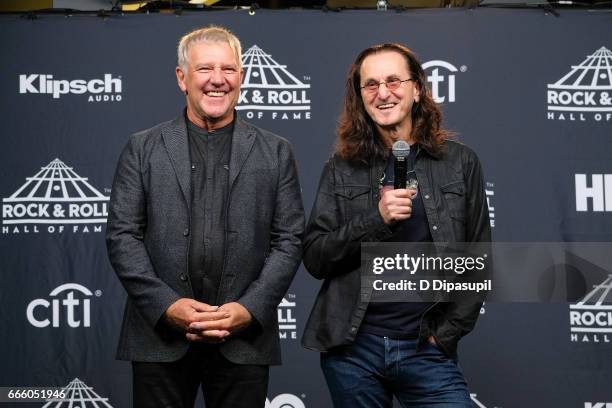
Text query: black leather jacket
301 140 491 357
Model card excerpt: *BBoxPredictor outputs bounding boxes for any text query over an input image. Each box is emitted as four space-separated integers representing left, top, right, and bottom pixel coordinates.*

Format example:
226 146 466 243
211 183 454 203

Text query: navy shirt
360 146 434 339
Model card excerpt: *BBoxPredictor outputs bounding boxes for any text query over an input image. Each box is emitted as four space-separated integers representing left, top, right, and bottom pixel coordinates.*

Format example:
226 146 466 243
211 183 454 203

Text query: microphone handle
394 157 407 189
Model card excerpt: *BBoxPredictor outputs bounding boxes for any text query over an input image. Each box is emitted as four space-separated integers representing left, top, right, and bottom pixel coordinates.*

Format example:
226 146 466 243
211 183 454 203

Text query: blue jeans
321 332 472 408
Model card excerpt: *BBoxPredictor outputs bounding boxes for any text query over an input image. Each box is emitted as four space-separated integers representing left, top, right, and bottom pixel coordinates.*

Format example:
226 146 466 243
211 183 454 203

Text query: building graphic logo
42 378 112 407
27 283 101 328
237 45 311 120
585 403 612 408
266 393 305 408
547 47 612 122
470 393 488 408
19 74 122 103
576 174 612 212
486 181 496 228
278 295 297 340
423 60 466 104
2 158 109 234
569 275 612 344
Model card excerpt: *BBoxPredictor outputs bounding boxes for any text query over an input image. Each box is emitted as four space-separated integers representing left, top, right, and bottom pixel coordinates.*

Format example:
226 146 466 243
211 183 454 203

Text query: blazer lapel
162 114 191 208
229 115 257 189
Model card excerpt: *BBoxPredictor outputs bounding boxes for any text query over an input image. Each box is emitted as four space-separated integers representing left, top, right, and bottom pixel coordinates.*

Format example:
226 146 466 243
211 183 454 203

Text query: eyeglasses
360 78 415 92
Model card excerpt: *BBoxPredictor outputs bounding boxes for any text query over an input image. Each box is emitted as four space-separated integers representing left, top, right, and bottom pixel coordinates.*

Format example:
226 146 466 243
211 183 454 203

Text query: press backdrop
1 8 611 408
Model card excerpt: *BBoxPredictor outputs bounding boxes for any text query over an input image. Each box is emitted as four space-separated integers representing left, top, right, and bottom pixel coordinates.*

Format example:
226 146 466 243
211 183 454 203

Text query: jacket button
179 274 188 282
424 194 430 199
351 326 357 333
183 228 189 237
432 225 438 231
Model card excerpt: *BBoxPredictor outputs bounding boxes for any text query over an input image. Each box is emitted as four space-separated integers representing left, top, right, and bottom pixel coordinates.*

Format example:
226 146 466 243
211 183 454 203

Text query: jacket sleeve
302 159 394 280
237 141 305 328
433 148 491 356
106 134 181 329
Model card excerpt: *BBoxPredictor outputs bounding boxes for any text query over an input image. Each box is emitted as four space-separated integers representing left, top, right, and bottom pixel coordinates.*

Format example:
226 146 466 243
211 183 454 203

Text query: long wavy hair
335 43 449 163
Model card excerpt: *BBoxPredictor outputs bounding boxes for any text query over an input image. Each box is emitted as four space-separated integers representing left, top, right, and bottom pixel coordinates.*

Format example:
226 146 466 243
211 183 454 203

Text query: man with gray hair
106 25 304 408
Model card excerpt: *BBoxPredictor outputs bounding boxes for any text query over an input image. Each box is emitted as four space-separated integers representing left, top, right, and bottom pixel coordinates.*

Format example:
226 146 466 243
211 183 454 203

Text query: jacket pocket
334 185 371 221
439 180 465 222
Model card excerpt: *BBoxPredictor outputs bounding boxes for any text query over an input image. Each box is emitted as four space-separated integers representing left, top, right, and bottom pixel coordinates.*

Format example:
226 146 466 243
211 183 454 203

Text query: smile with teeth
377 103 396 110
205 91 227 97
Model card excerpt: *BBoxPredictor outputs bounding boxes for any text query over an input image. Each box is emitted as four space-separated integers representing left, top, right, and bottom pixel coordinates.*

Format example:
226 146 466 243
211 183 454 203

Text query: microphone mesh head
392 141 411 158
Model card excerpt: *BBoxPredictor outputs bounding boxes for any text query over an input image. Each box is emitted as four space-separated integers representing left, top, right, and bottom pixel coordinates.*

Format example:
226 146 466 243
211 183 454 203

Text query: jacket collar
417 143 443 160
161 110 257 207
161 113 191 207
229 114 257 189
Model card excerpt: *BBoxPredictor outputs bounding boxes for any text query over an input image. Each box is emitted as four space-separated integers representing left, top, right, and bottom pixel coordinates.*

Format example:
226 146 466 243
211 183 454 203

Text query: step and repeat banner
1 8 611 408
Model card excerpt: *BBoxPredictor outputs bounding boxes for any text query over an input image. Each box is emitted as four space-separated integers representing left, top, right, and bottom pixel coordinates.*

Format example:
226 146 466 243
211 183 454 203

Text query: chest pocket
440 180 466 222
334 185 371 222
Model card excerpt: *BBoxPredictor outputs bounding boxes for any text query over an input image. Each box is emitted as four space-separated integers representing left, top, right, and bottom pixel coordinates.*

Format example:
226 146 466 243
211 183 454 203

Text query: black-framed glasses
360 78 415 92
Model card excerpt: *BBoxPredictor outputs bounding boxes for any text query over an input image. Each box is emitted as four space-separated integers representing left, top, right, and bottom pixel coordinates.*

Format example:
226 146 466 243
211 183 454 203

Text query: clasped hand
164 298 252 344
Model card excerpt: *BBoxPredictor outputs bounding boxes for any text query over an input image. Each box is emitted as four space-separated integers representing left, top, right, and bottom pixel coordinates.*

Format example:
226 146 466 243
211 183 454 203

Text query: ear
414 82 421 103
239 68 245 85
176 66 187 93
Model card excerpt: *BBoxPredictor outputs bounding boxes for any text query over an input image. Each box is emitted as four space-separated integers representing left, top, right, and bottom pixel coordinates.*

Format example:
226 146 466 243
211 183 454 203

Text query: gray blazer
106 113 304 364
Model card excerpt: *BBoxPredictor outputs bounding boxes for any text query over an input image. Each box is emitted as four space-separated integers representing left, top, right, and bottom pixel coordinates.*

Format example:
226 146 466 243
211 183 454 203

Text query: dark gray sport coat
106 113 304 364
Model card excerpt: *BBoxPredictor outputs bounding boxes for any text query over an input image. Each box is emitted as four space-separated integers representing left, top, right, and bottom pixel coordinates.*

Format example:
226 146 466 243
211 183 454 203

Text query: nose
210 67 225 85
377 82 391 99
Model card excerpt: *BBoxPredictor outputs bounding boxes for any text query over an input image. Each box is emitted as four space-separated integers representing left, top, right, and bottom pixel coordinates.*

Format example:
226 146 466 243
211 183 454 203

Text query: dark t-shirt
187 119 233 304
360 146 434 339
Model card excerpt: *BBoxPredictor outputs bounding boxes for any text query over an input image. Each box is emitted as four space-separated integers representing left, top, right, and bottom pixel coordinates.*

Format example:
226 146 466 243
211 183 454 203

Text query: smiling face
359 50 420 137
176 41 243 129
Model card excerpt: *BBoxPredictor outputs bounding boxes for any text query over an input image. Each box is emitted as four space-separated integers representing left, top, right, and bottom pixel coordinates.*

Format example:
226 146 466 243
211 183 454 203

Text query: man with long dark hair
302 43 490 407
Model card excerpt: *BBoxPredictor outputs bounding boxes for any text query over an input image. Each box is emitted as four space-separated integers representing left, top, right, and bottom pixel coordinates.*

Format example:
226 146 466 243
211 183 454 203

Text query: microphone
392 141 410 189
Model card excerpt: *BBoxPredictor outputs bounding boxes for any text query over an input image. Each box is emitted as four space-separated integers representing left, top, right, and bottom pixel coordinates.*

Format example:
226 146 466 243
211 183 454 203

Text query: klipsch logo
237 45 311 120
423 60 466 104
576 174 612 212
27 283 102 329
547 47 612 122
266 394 305 408
42 378 112 407
569 275 612 344
278 295 297 340
19 74 122 102
2 159 109 234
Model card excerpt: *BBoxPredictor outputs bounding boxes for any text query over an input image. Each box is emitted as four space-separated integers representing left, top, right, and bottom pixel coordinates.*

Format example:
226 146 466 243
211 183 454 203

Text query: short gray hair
177 26 242 71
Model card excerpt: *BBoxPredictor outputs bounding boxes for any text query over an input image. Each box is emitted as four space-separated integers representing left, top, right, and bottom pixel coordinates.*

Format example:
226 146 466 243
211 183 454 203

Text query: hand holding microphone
378 141 417 225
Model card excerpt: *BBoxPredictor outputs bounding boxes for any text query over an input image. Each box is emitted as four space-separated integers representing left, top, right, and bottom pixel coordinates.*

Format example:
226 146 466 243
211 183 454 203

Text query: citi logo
547 47 612 122
266 393 305 408
278 295 297 340
486 181 495 228
26 283 101 328
423 60 466 104
19 73 122 102
42 378 112 407
585 403 612 408
575 174 612 212
237 45 310 121
2 158 109 234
